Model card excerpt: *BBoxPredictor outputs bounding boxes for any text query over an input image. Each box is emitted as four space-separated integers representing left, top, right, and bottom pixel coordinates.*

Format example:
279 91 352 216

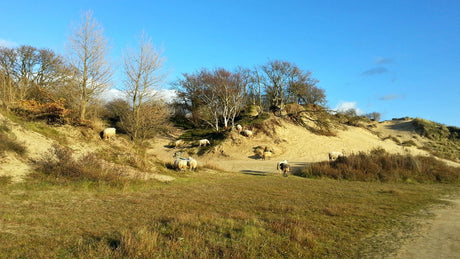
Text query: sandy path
390 198 460 259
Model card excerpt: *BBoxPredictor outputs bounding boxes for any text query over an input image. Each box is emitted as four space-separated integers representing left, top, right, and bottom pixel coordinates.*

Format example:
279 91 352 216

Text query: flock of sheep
101 125 345 177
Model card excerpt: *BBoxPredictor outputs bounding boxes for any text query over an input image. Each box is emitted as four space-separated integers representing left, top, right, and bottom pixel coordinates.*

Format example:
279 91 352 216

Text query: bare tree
122 31 166 139
260 60 324 115
0 47 18 108
66 10 112 121
0 46 71 109
175 68 246 131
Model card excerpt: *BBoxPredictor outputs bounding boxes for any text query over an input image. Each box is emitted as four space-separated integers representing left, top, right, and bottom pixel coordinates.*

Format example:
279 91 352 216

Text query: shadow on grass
241 170 270 176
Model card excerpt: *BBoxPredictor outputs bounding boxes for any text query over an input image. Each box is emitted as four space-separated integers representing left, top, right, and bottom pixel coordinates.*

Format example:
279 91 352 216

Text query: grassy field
0 170 458 258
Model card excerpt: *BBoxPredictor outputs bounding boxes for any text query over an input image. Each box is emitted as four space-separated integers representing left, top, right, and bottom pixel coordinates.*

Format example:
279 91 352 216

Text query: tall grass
297 148 459 183
34 144 130 187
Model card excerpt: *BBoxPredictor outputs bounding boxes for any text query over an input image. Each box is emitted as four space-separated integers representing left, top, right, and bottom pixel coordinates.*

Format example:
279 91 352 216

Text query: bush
35 144 129 186
295 148 459 183
13 99 72 125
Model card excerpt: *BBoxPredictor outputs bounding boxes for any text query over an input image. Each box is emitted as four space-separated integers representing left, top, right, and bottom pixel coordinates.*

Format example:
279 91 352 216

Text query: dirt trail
390 197 460 259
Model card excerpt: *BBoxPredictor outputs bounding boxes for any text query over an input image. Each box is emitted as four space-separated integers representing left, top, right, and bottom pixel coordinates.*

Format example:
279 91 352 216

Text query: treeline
1 10 381 142
0 11 169 142
173 61 326 131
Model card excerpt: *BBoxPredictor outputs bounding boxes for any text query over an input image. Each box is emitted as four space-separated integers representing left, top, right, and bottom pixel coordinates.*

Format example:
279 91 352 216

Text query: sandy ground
390 197 460 259
148 119 455 175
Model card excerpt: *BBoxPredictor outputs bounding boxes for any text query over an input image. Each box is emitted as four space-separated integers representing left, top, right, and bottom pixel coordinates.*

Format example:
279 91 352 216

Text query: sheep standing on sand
198 139 210 147
175 139 185 148
262 151 272 160
102 127 116 141
277 160 291 177
241 129 253 138
328 151 345 161
236 124 243 133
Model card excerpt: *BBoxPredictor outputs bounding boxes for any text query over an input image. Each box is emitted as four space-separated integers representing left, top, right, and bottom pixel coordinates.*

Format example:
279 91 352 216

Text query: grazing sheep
236 124 243 133
328 151 345 161
241 129 253 138
277 160 291 177
102 127 116 141
262 151 272 160
198 139 210 147
173 152 188 171
175 139 185 148
187 157 198 171
174 159 188 171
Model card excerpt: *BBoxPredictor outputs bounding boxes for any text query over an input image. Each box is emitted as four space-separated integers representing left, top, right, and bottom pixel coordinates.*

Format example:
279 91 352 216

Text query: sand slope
148 118 458 174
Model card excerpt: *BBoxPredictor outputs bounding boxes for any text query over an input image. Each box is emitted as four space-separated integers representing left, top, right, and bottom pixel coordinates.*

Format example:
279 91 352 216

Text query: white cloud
334 101 363 115
0 39 18 48
100 88 178 103
101 88 126 101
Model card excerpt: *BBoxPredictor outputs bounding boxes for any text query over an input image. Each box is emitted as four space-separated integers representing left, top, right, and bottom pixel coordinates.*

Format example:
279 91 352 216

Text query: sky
1 0 459 126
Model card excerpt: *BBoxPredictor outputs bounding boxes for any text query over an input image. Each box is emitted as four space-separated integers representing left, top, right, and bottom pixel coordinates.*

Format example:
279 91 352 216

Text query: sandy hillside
0 113 175 182
2 113 459 182
148 118 458 174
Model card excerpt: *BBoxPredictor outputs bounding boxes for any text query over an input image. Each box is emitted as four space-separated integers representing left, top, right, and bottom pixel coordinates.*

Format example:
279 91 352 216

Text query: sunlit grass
0 171 457 258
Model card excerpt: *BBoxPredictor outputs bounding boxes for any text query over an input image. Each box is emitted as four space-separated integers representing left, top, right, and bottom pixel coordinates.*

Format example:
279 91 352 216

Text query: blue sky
1 0 459 126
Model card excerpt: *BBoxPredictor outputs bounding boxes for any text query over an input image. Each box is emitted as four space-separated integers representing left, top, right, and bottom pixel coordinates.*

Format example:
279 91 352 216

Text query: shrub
13 99 72 125
295 148 459 184
35 144 129 186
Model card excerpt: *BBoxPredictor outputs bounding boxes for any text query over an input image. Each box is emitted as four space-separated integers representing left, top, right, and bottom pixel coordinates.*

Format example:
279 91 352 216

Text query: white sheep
328 151 345 161
173 152 198 171
175 139 185 148
241 129 253 138
174 158 188 171
187 157 198 171
236 124 243 133
198 139 210 147
277 160 291 177
102 127 116 141
173 152 188 171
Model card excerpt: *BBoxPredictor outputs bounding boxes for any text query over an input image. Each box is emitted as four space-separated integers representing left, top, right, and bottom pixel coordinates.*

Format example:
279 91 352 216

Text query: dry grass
0 122 26 156
297 148 460 183
0 170 457 258
33 144 131 187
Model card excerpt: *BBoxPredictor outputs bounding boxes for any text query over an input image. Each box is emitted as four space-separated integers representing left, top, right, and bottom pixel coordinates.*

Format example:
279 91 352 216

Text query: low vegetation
33 144 130 187
297 148 459 183
412 118 460 161
0 122 26 156
0 171 457 258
